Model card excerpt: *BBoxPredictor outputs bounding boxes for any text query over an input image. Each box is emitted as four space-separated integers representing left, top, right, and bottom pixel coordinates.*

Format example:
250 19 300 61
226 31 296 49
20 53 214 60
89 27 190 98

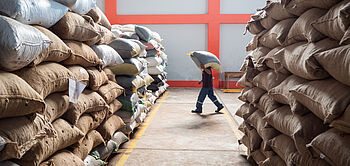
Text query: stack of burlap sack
0 0 167 165
237 0 350 166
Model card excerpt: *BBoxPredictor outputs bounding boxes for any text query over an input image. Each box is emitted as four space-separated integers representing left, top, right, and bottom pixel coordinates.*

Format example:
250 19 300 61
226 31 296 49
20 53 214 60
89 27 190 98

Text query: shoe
215 105 224 112
191 109 202 113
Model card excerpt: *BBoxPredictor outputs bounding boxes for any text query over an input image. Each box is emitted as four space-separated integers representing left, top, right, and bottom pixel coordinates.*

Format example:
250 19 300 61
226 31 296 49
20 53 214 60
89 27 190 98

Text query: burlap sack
284 8 327 45
259 18 297 49
15 119 84 166
274 38 338 80
43 93 69 123
97 81 125 104
75 111 107 135
103 68 117 82
246 30 266 52
251 110 280 143
312 0 350 41
290 79 350 123
282 0 341 16
243 128 262 152
260 155 286 166
40 150 85 166
238 135 250 151
252 70 288 91
238 88 250 102
96 115 125 141
67 66 89 86
240 57 260 83
257 46 290 75
87 67 109 91
86 7 112 30
314 44 350 87
260 140 275 158
248 47 271 71
31 26 71 66
15 62 73 99
268 75 309 115
340 26 350 44
264 106 329 155
62 90 108 125
0 71 45 118
310 128 350 166
240 87 266 104
255 94 279 115
109 58 144 76
50 12 99 42
0 114 55 161
249 150 266 164
246 19 265 35
96 24 116 45
107 99 123 118
235 103 257 120
70 130 104 160
260 15 278 30
264 1 296 20
331 105 350 134
237 73 254 88
62 40 102 67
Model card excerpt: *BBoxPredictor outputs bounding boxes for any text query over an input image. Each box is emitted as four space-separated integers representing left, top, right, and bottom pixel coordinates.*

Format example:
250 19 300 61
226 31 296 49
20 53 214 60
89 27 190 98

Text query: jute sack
86 6 112 30
249 150 266 164
235 103 257 120
268 75 309 115
274 38 339 80
237 73 254 88
314 44 350 87
260 140 275 158
264 106 329 155
62 40 102 67
96 115 125 141
260 155 286 166
103 68 116 82
246 19 265 35
43 93 69 123
87 67 109 91
0 0 68 28
255 93 281 115
309 128 350 166
0 114 55 161
312 0 350 41
108 38 141 59
281 0 341 16
31 26 71 66
240 57 260 82
15 62 73 99
91 45 124 69
331 105 350 134
263 1 296 20
86 24 116 46
246 30 266 52
50 12 99 42
252 69 288 91
0 71 45 118
248 47 271 71
109 58 144 76
240 87 266 104
260 14 278 30
290 79 350 123
70 130 104 160
62 90 108 125
284 8 327 45
76 111 107 135
67 66 89 86
0 16 51 71
15 119 84 166
249 110 280 144
259 18 297 49
107 99 123 118
257 46 290 75
97 81 125 104
39 150 85 166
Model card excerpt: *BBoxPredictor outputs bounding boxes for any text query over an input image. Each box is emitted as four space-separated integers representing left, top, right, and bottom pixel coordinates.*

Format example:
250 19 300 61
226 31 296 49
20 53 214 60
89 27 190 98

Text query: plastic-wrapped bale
109 58 144 76
70 0 96 15
188 51 221 72
281 0 341 16
148 65 164 75
117 93 139 113
39 150 85 166
43 93 69 123
62 90 109 125
0 71 45 119
0 114 55 161
14 119 84 166
67 66 90 86
97 81 124 104
90 132 128 160
0 0 68 28
96 115 125 141
50 12 99 42
84 155 106 166
115 75 145 94
290 79 350 123
15 62 73 99
86 6 112 30
62 40 102 67
91 45 124 69
76 111 107 135
31 26 71 66
0 16 51 71
87 67 109 91
331 105 350 134
70 130 105 160
108 38 141 59
145 56 163 67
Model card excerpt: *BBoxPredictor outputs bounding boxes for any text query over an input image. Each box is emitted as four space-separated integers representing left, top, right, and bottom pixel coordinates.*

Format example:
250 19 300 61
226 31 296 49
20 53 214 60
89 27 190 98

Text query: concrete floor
108 87 249 166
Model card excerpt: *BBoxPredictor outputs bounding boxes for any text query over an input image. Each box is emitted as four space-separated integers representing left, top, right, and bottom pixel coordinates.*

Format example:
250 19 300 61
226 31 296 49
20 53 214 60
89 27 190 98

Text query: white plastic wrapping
0 16 51 71
71 0 96 15
146 57 163 67
91 45 124 68
84 155 106 166
53 0 77 8
148 65 164 75
0 0 69 28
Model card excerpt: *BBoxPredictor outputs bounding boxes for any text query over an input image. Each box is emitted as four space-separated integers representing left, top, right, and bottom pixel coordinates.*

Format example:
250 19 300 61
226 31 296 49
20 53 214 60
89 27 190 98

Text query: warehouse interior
0 0 349 166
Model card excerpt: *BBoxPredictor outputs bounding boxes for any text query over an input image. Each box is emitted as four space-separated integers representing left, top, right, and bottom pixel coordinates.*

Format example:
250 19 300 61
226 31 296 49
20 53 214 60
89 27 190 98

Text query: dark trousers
196 88 222 111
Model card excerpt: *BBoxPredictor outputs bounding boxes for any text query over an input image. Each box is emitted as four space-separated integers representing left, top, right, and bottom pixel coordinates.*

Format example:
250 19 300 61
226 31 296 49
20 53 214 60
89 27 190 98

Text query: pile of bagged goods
237 0 350 166
0 0 168 165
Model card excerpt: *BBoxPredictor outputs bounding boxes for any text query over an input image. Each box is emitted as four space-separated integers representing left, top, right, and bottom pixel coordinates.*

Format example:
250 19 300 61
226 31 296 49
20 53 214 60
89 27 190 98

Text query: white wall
220 0 266 14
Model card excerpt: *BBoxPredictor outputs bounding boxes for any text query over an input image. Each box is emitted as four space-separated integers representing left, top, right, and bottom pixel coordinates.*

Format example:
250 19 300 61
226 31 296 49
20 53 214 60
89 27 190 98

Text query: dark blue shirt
202 68 213 88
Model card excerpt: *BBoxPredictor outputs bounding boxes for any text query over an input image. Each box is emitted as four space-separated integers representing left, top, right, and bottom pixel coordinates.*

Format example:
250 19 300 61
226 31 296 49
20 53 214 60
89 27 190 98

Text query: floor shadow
196 112 224 119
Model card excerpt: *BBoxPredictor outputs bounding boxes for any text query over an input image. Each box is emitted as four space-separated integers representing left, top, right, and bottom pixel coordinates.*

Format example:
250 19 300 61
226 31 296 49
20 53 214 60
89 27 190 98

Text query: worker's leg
195 88 208 112
207 88 223 109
